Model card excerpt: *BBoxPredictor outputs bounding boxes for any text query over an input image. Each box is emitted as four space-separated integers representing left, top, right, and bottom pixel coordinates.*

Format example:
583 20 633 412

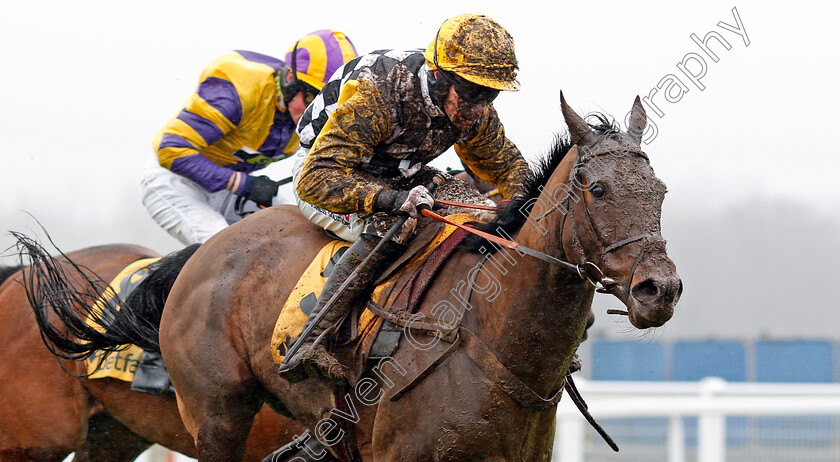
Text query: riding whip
281 174 446 361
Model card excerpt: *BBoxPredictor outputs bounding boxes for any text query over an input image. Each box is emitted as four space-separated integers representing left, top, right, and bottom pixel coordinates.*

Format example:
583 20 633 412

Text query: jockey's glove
243 175 280 207
373 186 434 218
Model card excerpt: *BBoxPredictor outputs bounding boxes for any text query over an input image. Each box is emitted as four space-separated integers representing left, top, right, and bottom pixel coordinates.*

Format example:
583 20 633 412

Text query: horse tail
12 231 199 364
120 243 200 352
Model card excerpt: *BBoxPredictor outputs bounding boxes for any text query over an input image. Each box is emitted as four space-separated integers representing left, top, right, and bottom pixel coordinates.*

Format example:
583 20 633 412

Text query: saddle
270 214 475 385
269 213 617 462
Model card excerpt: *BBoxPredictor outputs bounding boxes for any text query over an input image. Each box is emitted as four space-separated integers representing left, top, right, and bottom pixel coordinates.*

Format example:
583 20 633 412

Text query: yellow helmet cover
425 14 520 91
286 30 357 91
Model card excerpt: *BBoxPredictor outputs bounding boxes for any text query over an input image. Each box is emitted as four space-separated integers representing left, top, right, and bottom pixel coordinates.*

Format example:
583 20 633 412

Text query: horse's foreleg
73 413 151 462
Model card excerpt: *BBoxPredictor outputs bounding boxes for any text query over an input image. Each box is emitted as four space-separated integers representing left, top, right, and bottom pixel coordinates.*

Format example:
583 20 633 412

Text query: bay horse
18 94 682 461
158 94 680 460
1 243 306 461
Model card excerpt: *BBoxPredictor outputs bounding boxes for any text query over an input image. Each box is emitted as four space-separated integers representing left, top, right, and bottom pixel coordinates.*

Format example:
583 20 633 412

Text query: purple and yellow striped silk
152 50 299 194
284 30 357 90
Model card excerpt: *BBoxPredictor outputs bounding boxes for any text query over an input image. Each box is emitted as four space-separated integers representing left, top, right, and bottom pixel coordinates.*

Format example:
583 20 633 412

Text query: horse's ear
560 92 596 146
628 95 647 144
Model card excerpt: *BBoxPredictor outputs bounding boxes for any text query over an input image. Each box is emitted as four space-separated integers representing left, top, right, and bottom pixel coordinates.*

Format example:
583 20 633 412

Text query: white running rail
553 377 840 462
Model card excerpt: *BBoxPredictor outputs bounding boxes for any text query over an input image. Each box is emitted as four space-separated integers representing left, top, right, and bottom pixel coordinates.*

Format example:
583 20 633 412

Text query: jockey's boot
278 233 405 383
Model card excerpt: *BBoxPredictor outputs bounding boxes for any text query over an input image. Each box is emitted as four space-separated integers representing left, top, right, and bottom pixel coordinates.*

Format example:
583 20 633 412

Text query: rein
372 144 665 451
437 144 666 297
368 247 620 450
419 207 617 291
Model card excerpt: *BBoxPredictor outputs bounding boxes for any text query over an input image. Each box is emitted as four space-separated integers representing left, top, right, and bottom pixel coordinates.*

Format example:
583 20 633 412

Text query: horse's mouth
627 306 669 329
623 278 683 329
622 277 682 329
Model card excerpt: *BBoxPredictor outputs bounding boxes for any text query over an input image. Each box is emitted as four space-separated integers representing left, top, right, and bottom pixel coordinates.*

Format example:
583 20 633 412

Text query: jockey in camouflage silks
279 15 531 382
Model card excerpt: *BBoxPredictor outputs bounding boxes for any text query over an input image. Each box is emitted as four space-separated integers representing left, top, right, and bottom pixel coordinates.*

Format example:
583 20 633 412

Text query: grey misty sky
0 0 838 256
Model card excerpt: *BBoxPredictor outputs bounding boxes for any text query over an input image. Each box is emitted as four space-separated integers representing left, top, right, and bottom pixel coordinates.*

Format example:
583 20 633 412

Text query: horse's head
549 94 682 329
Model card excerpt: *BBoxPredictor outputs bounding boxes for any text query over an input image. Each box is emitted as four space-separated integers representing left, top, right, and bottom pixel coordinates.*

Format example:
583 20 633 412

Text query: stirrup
278 326 342 383
278 343 347 384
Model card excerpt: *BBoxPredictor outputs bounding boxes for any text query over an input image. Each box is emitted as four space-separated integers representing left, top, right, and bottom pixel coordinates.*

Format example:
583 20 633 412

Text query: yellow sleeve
297 78 394 214
455 106 531 199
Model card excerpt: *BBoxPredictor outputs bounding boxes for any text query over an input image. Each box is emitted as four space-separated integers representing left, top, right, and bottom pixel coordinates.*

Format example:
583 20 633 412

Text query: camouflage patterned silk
295 49 530 215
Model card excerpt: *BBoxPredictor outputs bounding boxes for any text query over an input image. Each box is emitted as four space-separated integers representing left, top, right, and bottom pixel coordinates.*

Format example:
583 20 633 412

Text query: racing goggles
279 67 318 106
439 69 500 105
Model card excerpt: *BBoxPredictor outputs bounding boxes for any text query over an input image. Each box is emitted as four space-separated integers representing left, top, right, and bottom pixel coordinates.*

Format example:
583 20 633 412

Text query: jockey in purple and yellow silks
141 30 357 245
278 15 531 383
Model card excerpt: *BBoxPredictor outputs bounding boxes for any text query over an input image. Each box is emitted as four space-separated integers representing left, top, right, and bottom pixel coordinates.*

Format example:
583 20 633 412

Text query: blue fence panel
672 341 748 446
756 340 833 383
591 340 667 445
755 340 834 445
673 341 746 382
591 340 665 381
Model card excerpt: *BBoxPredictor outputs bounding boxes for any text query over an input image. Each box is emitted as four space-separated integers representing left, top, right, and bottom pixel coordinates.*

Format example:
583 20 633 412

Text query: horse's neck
464 221 592 396
463 149 592 394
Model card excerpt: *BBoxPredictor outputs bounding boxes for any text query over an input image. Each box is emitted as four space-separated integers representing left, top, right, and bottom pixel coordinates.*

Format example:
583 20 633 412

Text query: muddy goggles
438 69 499 105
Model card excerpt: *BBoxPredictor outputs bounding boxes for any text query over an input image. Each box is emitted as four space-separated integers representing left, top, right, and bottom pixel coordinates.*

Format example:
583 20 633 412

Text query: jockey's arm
152 52 284 197
454 106 531 199
297 78 394 214
152 90 245 194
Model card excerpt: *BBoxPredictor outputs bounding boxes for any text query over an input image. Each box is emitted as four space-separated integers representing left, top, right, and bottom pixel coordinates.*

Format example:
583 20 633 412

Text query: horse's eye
591 184 606 198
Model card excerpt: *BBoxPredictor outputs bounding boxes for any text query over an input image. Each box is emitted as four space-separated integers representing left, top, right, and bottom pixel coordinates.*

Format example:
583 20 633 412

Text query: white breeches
141 155 296 245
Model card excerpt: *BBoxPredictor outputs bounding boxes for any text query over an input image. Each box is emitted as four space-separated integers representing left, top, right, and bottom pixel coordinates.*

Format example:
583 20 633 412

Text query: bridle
548 144 666 298
424 142 665 297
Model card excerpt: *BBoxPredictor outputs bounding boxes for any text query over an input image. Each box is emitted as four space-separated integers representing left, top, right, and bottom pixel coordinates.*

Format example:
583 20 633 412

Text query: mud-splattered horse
19 94 681 461
159 95 680 460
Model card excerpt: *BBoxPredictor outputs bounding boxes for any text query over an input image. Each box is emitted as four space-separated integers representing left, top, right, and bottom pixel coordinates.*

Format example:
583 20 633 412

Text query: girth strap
459 327 564 410
380 313 565 411
389 334 462 402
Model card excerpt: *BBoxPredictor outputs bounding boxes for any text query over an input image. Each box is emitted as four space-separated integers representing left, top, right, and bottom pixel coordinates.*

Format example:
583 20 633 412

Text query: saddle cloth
85 257 160 381
270 214 476 365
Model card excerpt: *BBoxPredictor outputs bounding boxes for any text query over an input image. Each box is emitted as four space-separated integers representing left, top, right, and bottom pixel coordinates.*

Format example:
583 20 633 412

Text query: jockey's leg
141 158 232 245
278 232 406 382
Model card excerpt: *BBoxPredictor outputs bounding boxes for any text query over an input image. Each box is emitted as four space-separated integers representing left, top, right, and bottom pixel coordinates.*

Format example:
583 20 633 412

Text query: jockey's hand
244 175 280 207
373 186 434 218
399 185 435 217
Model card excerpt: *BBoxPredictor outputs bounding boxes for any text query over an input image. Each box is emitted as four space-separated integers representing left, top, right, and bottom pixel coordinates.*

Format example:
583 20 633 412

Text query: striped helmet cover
285 29 358 91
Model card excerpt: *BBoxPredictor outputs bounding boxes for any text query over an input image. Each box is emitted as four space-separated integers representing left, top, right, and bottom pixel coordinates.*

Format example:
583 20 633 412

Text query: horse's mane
461 113 620 252
0 265 23 286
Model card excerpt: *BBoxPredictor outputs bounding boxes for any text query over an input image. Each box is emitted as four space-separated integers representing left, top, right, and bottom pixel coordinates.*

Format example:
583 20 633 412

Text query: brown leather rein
380 183 633 449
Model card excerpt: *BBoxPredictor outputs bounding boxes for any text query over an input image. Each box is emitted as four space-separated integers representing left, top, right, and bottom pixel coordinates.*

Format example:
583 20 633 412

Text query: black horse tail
120 243 200 352
13 231 199 364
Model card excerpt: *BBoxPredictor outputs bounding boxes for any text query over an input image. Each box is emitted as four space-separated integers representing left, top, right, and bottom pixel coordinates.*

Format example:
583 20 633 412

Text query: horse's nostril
631 279 659 300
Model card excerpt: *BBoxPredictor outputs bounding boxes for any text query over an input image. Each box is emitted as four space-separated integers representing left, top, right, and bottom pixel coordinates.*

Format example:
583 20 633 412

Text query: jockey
279 14 531 381
141 30 357 245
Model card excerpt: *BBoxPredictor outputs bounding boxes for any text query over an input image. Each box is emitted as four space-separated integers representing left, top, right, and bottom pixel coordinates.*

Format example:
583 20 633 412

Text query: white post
697 378 726 462
554 399 584 462
667 415 685 462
